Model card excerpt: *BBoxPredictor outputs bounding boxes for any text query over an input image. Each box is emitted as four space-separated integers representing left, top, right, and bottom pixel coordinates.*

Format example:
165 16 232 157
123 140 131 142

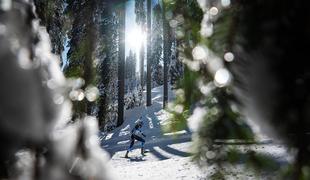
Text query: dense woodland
1 0 310 179
34 0 183 131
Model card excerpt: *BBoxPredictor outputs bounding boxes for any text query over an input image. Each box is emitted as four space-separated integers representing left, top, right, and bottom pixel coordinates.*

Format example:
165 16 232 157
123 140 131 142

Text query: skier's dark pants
128 134 145 151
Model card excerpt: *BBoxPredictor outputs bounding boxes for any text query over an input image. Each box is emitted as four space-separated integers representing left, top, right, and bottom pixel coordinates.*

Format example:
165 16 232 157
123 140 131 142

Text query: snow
111 156 204 180
101 85 290 180
61 34 70 71
101 85 204 179
187 107 207 132
101 85 176 146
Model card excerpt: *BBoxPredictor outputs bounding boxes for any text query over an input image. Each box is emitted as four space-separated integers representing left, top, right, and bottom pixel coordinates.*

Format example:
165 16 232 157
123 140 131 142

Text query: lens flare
214 68 231 87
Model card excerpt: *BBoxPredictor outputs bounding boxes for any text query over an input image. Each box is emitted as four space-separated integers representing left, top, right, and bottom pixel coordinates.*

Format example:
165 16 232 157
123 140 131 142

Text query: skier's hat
135 119 143 126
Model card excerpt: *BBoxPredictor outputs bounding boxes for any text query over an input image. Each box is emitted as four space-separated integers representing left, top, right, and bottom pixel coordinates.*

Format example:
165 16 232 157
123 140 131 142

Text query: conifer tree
135 0 146 88
146 0 152 106
117 1 126 127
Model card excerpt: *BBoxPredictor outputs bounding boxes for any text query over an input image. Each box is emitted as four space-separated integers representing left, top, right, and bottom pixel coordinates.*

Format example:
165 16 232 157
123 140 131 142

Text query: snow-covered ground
100 85 206 179
101 85 290 180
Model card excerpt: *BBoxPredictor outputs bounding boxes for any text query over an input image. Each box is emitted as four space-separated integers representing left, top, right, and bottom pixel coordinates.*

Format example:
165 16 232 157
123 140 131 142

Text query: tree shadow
101 107 149 149
103 133 192 158
158 145 191 157
144 112 161 132
101 94 193 160
148 147 169 160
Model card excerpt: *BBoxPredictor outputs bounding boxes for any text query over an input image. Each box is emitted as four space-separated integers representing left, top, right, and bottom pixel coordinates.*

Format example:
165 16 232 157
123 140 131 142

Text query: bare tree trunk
140 42 145 88
162 1 170 108
146 0 152 106
117 2 126 127
83 0 96 115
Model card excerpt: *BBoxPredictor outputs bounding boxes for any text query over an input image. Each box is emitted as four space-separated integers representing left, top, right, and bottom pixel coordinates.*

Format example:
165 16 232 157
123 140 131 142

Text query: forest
1 0 310 179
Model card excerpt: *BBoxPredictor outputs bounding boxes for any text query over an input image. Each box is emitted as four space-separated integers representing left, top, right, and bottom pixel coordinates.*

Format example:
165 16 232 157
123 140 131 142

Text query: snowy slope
100 85 206 179
101 85 184 154
101 85 289 180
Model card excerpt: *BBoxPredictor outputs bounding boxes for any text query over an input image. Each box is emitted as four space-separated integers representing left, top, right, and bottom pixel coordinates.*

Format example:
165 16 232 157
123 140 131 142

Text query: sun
126 26 146 53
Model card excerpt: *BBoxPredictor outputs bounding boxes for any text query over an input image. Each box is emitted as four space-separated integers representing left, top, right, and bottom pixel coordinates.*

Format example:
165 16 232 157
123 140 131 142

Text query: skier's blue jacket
131 123 146 138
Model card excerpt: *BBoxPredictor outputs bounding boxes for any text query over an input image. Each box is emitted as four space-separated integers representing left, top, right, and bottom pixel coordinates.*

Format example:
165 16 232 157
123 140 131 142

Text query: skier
125 117 146 158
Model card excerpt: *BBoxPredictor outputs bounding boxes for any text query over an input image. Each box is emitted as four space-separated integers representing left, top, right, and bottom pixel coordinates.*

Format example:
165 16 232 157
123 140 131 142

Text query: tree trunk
146 0 152 106
83 2 96 115
117 2 126 127
162 1 170 108
140 42 145 88
98 2 113 130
